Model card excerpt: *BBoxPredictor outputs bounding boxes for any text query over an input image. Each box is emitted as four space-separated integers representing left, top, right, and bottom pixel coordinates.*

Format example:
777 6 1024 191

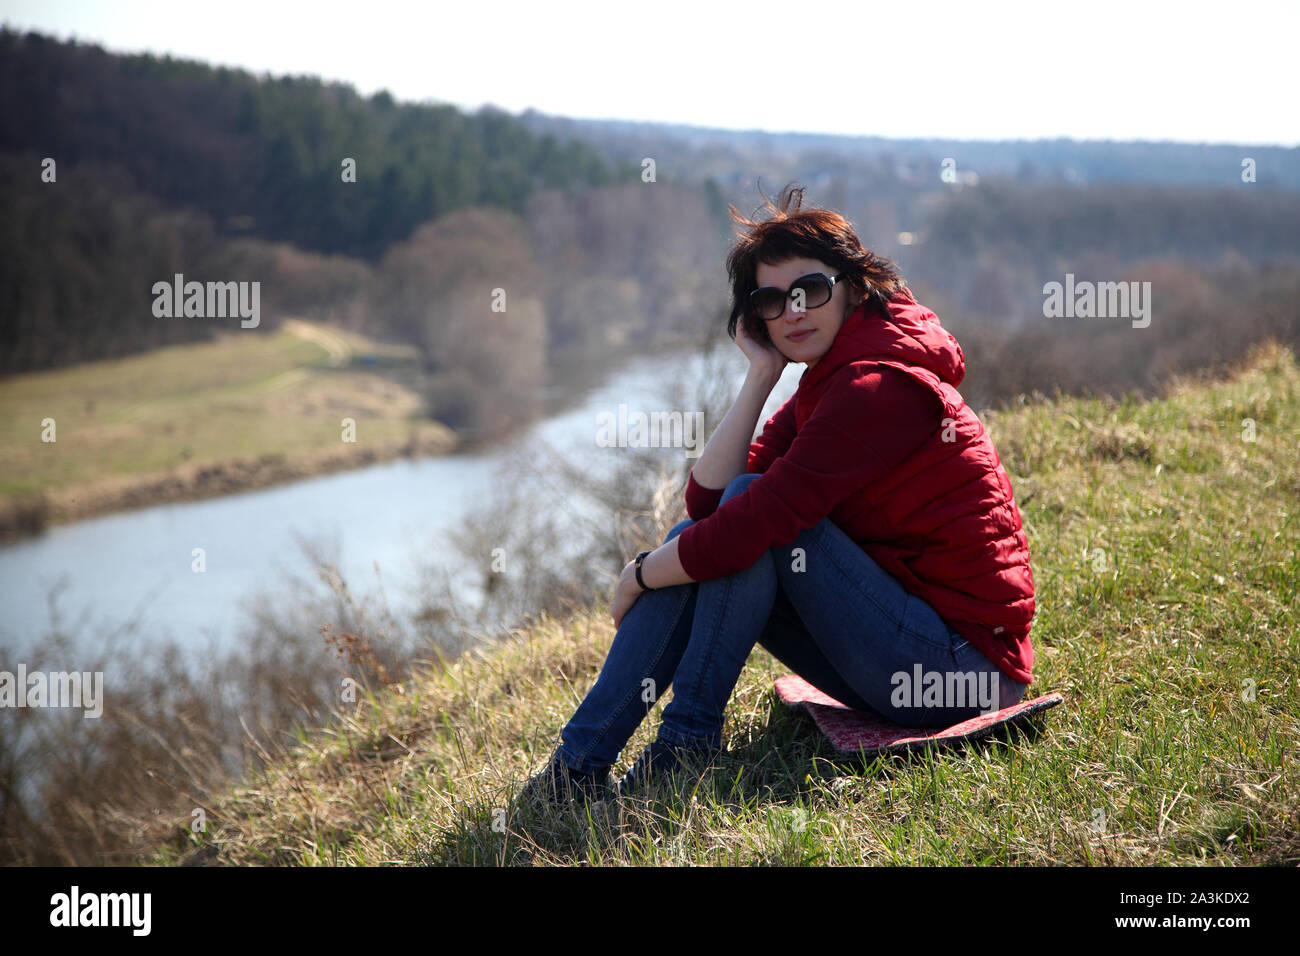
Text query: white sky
2 0 1297 145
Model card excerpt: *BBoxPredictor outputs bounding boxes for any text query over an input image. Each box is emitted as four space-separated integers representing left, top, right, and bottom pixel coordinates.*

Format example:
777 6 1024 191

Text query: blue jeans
557 473 1028 773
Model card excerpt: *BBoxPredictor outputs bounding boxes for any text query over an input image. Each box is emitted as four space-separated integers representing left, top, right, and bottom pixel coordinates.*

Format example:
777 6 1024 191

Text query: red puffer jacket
676 288 1036 684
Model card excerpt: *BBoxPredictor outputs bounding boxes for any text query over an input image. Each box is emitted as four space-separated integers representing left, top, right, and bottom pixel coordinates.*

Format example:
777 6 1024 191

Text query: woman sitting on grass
521 183 1036 805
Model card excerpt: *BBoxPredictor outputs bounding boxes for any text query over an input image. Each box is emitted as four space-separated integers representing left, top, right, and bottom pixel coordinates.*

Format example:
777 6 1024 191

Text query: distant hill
516 110 1300 192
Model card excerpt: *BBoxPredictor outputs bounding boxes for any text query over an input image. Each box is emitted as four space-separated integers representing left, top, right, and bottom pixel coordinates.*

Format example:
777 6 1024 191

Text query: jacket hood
797 286 966 393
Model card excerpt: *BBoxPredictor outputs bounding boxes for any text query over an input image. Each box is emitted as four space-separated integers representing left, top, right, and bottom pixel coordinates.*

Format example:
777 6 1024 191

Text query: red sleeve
747 394 797 475
682 394 797 520
676 366 938 582
683 469 724 520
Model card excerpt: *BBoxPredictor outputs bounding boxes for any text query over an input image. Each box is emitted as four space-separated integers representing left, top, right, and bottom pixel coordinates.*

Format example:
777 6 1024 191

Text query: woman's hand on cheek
736 321 788 380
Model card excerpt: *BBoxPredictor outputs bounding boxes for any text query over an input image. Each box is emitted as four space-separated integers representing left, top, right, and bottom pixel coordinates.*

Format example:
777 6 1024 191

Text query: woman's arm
675 367 940 583
691 319 787 488
689 362 785 491
611 332 785 626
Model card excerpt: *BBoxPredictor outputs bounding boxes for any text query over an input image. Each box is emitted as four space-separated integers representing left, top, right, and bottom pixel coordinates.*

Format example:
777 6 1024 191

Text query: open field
0 320 456 536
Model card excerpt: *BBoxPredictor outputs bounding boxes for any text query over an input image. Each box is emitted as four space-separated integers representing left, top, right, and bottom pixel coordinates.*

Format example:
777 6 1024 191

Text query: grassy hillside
151 342 1298 866
0 318 455 534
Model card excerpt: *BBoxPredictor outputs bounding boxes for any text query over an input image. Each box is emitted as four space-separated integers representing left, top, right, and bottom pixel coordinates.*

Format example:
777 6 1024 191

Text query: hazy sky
4 0 1297 145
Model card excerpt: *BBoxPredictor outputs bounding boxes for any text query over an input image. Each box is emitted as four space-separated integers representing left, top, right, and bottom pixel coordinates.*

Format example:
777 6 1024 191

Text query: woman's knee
720 472 762 503
663 518 694 544
768 520 835 583
661 474 760 544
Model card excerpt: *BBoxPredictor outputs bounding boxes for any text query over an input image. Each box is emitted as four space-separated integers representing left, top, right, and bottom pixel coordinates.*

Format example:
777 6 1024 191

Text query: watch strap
634 550 656 591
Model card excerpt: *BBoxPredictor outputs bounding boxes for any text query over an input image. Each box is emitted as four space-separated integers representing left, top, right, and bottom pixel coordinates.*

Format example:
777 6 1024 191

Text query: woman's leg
654 473 784 751
558 471 1028 775
563 472 781 766
766 515 1027 727
753 584 878 713
556 518 701 774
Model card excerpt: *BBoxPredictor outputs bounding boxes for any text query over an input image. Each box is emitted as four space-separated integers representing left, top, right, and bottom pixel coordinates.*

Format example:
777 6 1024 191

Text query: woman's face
753 256 859 367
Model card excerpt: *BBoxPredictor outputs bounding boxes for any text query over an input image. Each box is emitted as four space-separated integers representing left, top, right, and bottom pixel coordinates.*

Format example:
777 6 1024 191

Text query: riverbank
0 425 458 540
0 319 460 541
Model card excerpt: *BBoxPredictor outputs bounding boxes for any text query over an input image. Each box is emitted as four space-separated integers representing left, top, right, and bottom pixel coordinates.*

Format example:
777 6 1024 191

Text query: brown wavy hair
725 181 908 348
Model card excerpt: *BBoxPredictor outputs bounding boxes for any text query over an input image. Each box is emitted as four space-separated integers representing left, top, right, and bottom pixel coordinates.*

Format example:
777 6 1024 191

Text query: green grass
0 320 449 502
147 342 1299 866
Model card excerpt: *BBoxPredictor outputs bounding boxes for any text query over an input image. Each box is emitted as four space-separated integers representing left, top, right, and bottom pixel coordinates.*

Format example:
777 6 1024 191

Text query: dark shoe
617 739 721 795
518 750 617 806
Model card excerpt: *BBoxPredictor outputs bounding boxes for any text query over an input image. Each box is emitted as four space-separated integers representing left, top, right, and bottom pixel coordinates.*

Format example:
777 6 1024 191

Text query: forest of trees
0 29 732 441
3 27 1298 439
0 28 628 257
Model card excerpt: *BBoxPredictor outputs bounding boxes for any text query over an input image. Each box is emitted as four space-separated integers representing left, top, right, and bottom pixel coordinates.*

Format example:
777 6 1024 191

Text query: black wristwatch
634 550 656 591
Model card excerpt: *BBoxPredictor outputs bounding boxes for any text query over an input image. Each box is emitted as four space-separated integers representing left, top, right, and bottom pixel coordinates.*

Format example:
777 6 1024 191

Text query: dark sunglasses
748 272 845 321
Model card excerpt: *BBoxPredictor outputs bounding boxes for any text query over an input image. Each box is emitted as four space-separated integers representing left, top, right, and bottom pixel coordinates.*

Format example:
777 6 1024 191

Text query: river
0 344 802 662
